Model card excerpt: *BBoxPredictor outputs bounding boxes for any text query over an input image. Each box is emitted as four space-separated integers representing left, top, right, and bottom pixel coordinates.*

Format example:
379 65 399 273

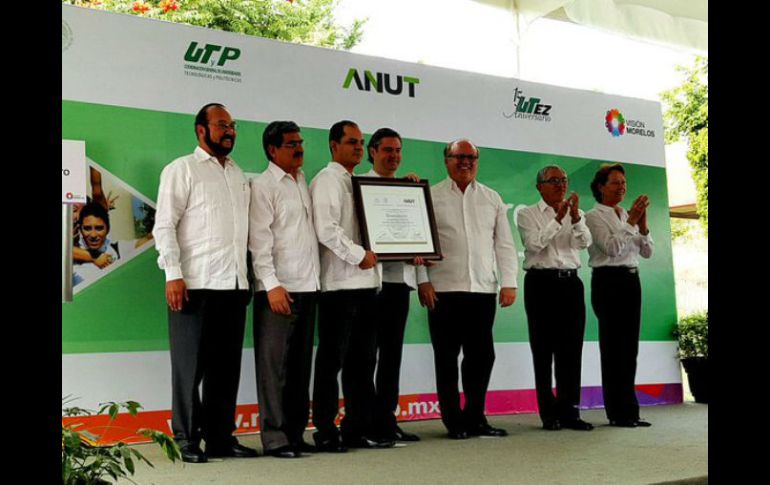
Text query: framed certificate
352 176 442 261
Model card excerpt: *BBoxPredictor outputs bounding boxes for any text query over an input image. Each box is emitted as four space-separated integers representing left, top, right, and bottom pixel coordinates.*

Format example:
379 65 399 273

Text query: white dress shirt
516 199 592 270
310 162 379 292
248 162 321 293
153 146 250 290
365 168 417 289
417 178 518 293
584 203 654 268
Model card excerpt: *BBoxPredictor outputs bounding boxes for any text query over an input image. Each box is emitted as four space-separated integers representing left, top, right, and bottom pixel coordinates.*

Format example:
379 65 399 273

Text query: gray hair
536 165 566 184
443 139 479 158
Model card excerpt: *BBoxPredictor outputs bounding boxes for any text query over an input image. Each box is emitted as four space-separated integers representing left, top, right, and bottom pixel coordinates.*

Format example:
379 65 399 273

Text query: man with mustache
417 139 518 440
153 103 257 463
516 165 594 432
309 120 394 452
248 121 320 458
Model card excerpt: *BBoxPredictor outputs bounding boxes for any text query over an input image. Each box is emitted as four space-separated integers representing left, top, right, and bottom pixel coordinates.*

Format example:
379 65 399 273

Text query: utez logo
343 68 420 98
503 87 552 118
185 42 241 67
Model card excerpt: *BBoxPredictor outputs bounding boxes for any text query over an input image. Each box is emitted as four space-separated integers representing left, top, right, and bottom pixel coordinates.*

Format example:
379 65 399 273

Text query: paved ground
127 402 707 485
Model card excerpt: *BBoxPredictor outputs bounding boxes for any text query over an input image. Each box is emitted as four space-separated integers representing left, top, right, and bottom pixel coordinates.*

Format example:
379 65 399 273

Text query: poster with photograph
71 160 156 293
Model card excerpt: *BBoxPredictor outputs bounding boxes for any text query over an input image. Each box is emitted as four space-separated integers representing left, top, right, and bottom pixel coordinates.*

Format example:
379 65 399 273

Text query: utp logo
184 42 241 67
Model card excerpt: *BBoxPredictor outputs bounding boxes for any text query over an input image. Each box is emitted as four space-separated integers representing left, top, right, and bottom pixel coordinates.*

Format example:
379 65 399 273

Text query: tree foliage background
662 56 708 235
63 0 366 50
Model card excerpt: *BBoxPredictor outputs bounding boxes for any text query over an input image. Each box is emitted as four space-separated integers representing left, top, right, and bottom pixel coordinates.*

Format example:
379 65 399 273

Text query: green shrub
62 396 180 485
673 311 708 359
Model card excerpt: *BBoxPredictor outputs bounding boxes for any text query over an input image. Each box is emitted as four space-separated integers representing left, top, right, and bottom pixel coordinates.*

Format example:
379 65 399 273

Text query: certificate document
352 177 442 261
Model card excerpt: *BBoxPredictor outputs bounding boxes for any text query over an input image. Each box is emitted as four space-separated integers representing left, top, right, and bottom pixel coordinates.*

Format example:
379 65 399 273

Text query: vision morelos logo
605 109 625 137
503 87 552 122
605 108 656 138
183 42 242 83
62 20 73 52
343 68 420 98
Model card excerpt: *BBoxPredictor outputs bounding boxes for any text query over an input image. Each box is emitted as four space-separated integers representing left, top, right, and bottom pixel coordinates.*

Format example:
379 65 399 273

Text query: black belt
527 268 578 279
592 266 638 274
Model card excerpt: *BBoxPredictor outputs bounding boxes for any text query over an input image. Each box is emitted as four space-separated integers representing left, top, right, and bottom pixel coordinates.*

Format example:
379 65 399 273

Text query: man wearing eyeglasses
153 103 257 463
417 139 518 440
248 121 320 458
516 165 594 432
309 120 394 452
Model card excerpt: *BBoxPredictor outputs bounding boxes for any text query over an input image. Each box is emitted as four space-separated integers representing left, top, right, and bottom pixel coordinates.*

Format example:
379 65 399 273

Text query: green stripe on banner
62 101 677 354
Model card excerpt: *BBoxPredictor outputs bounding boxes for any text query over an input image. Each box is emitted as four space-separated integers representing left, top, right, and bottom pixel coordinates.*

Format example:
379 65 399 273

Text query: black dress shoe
447 430 468 440
293 440 317 453
343 436 396 449
394 425 421 442
609 419 636 427
542 419 561 431
468 424 508 437
609 418 652 428
561 419 594 431
267 445 300 458
206 442 258 458
180 444 208 464
313 432 348 453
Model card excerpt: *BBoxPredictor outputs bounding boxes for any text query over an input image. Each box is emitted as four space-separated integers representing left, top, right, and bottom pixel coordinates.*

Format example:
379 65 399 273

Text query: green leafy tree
64 0 365 50
662 56 708 235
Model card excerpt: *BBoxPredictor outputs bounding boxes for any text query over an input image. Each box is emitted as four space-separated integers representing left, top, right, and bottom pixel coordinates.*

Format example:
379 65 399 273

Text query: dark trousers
168 289 250 448
312 288 378 441
427 292 497 432
372 282 412 436
591 267 642 422
253 291 317 451
523 270 586 423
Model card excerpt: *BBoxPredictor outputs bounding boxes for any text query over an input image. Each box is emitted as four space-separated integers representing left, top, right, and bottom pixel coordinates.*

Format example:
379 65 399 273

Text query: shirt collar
537 198 554 213
594 202 625 215
267 161 301 182
448 178 477 194
365 168 384 178
327 161 353 177
194 145 234 167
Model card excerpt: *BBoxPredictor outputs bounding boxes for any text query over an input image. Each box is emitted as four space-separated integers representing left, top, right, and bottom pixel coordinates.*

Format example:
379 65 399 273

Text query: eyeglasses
209 121 237 131
541 177 568 186
281 140 304 148
447 154 479 162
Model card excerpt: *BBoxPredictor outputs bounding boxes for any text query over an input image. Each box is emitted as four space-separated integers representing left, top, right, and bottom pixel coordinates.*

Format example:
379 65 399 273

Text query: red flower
160 0 179 13
132 1 151 14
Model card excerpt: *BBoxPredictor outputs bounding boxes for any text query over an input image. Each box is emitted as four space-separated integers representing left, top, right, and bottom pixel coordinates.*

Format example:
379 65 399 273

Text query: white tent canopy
478 0 707 53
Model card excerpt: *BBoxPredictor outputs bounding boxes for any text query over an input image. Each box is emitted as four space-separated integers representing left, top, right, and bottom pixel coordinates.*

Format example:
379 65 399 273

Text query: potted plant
62 396 180 485
673 311 708 403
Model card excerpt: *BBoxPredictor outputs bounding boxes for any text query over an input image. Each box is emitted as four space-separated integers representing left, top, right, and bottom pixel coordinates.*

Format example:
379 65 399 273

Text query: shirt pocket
474 203 498 234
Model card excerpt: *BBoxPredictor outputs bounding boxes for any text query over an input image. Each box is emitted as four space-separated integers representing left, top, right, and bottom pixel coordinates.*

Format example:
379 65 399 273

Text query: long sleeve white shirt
310 161 379 292
365 168 417 289
248 162 321 293
417 178 518 293
153 146 250 290
584 202 654 268
516 199 592 270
